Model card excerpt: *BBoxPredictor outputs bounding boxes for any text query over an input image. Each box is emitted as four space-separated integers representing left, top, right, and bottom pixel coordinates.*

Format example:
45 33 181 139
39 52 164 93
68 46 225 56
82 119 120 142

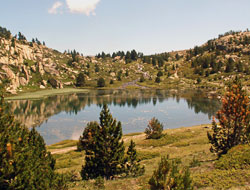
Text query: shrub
155 76 161 83
97 77 105 87
215 144 250 170
145 117 163 139
189 156 201 168
124 140 145 177
197 77 201 84
149 155 193 190
157 71 163 77
94 176 105 189
207 78 250 156
48 78 58 88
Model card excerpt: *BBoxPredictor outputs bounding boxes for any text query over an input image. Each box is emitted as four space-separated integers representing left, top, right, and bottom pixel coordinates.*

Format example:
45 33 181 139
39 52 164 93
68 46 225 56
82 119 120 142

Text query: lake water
7 89 221 145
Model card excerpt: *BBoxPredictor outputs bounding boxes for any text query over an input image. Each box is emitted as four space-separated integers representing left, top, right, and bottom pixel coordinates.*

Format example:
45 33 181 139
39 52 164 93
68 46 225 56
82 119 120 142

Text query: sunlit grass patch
53 150 84 170
47 140 77 150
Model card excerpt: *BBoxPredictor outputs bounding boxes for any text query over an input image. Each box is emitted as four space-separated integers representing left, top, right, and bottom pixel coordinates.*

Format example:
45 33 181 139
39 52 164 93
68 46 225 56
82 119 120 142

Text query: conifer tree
76 73 85 87
124 140 145 177
145 117 163 139
81 105 125 180
77 121 99 151
155 76 161 83
207 78 250 156
97 77 105 87
0 96 65 189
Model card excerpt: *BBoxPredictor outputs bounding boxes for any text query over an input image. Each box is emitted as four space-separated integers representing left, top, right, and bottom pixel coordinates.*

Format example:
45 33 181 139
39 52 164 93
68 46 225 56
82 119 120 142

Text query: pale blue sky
1 0 249 55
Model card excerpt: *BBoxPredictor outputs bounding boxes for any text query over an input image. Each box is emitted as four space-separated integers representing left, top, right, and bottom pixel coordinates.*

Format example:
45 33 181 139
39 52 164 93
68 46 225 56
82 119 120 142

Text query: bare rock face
0 56 9 64
40 85 46 89
110 72 116 77
41 80 47 86
64 82 73 86
31 65 36 73
22 65 29 81
19 77 28 86
43 64 60 76
2 65 15 78
1 65 20 92
38 62 45 75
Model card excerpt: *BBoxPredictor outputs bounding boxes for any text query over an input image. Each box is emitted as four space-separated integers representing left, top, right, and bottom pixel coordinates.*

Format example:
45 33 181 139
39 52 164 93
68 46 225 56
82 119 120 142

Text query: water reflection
7 89 220 145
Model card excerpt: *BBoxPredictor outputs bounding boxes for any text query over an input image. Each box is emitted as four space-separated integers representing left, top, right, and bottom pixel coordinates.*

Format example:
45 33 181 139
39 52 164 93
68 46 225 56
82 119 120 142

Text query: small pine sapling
124 140 145 177
145 117 163 139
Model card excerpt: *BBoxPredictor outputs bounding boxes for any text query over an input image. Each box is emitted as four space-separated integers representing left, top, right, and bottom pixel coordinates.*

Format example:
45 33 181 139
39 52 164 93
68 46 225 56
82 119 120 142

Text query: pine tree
76 73 86 87
95 65 100 72
155 76 161 83
131 50 138 61
0 96 65 189
97 77 105 87
157 71 163 77
145 117 163 139
81 105 125 180
207 78 250 156
149 155 193 190
77 121 99 151
124 140 145 177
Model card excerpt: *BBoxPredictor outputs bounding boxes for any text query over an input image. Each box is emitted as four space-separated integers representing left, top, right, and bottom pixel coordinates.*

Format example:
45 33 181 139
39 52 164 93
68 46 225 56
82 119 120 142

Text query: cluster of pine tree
192 54 249 77
187 29 250 61
67 49 80 66
0 26 11 39
31 38 45 46
143 54 169 67
96 50 143 64
78 105 144 180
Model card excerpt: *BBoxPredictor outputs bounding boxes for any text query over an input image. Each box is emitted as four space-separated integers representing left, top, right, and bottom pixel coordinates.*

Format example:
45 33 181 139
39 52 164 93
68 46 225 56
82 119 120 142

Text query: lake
7 89 221 145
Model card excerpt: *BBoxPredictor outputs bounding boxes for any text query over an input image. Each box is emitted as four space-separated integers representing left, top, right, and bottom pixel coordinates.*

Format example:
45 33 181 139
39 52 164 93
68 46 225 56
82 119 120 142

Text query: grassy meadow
48 124 250 190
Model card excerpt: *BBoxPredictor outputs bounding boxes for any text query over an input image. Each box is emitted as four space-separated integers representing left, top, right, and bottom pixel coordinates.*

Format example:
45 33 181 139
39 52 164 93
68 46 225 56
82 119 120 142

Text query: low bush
149 155 193 190
145 117 163 139
215 145 250 170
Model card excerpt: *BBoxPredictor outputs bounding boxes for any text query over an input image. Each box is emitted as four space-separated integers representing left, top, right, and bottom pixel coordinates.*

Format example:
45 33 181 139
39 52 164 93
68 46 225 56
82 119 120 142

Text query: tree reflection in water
6 89 220 145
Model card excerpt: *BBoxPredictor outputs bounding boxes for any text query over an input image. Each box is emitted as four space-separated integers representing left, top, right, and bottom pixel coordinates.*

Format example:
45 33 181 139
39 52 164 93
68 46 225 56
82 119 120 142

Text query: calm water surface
7 89 220 145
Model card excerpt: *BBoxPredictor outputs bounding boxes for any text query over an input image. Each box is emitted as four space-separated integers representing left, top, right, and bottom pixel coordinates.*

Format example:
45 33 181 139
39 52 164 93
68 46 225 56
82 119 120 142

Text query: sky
0 0 249 55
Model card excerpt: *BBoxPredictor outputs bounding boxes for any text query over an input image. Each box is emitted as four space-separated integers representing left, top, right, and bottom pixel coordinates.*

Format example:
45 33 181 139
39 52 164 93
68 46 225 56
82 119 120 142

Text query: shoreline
5 88 90 100
47 123 211 154
5 84 222 100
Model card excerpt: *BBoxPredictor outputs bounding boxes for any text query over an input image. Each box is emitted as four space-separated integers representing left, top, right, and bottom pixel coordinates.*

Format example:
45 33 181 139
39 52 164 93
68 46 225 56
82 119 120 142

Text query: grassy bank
6 88 90 100
48 124 250 190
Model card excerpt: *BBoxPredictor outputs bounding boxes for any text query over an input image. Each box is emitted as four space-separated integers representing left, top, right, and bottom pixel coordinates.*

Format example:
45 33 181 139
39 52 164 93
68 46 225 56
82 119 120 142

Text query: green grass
47 140 77 150
124 132 142 137
6 88 89 100
53 151 84 170
47 125 250 190
215 145 250 170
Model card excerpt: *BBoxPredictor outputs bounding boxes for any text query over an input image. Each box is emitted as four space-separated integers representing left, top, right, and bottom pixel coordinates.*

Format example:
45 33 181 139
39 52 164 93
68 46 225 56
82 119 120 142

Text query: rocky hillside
0 29 87 94
0 26 147 94
0 26 249 95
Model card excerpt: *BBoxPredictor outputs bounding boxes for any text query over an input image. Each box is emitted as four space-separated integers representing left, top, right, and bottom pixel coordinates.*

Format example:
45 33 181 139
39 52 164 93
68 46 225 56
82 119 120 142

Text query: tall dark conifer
0 96 65 189
81 105 125 180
